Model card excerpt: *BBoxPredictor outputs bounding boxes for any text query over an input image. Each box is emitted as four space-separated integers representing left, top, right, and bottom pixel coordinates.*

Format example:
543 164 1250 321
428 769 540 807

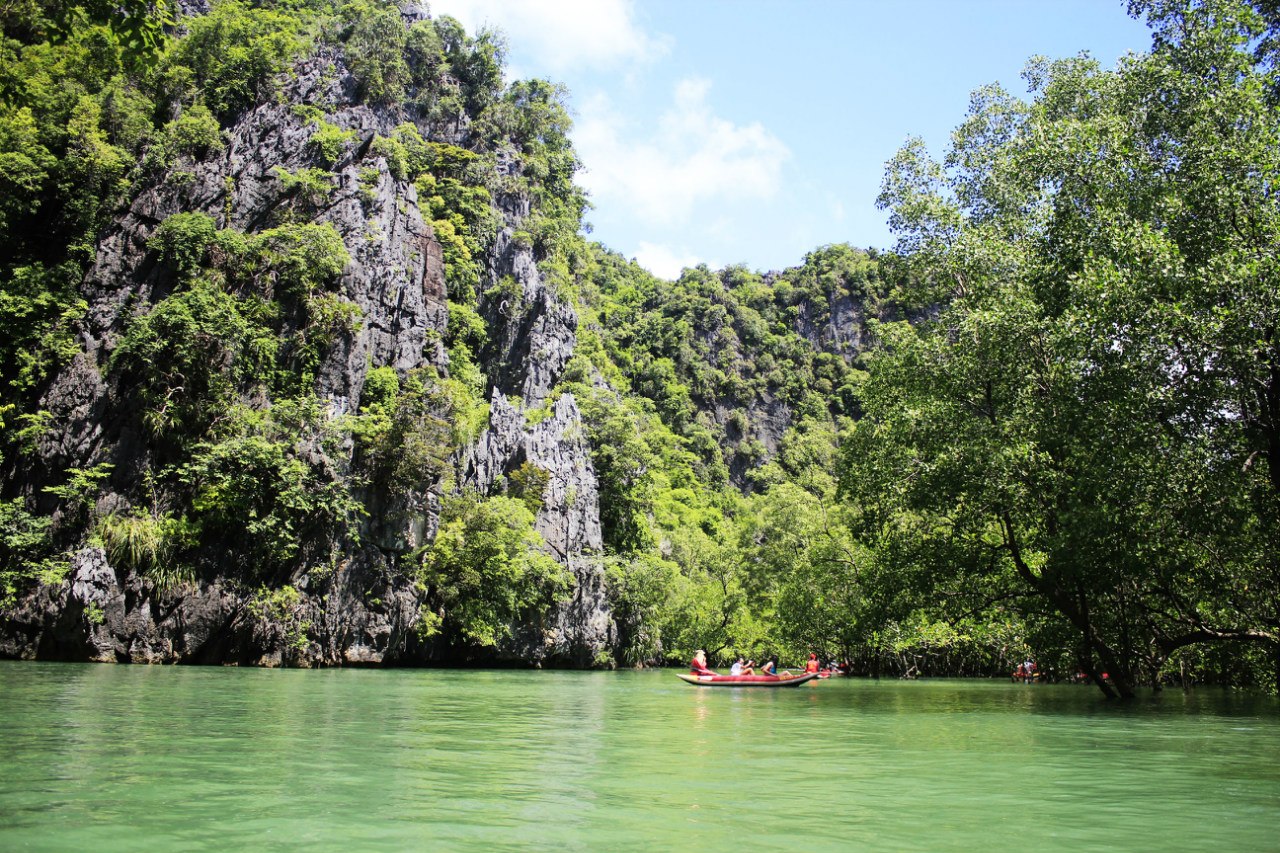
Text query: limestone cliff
1 10 612 667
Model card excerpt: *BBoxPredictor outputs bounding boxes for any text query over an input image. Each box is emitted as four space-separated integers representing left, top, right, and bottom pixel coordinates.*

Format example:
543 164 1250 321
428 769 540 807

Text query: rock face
464 393 608 664
1 40 613 667
482 218 579 407
457 176 611 665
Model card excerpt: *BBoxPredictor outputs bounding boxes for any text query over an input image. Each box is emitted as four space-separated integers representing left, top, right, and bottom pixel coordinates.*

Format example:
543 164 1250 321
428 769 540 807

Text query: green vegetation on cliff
0 0 572 649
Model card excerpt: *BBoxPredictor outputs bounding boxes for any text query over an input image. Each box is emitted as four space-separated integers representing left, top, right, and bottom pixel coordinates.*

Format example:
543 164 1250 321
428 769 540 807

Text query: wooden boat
676 671 822 688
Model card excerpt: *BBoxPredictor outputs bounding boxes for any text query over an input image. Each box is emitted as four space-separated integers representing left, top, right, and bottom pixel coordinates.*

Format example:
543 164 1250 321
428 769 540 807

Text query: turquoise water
1 663 1277 852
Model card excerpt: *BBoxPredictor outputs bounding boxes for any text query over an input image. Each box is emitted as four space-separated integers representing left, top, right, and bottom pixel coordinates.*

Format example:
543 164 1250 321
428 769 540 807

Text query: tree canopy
847 0 1280 697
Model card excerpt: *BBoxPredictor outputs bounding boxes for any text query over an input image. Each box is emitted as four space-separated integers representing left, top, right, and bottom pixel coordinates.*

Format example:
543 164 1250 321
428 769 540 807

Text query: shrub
361 365 399 412
505 461 550 513
308 119 356 167
164 104 223 159
0 107 55 240
165 0 306 121
149 212 219 277
253 222 349 298
344 1 409 105
0 498 66 606
270 166 334 213
111 279 273 437
179 405 363 581
249 584 312 653
96 510 197 590
418 493 571 648
370 134 407 180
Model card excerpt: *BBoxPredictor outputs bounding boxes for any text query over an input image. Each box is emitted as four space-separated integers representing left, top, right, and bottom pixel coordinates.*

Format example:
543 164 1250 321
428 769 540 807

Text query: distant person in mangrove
805 653 820 674
690 649 715 676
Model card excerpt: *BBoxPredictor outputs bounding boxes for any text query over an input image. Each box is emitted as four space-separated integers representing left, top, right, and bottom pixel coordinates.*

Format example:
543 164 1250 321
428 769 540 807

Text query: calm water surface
1 662 1277 852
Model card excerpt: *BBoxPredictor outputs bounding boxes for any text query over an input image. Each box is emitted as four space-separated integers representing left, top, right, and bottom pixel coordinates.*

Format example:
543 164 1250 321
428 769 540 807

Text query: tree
745 481 867 662
45 0 170 71
344 0 409 105
852 0 1280 698
418 493 571 649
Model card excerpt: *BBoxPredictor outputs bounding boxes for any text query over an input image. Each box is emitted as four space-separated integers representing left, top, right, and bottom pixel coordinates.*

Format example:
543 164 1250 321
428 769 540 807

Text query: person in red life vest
690 649 716 676
804 653 821 674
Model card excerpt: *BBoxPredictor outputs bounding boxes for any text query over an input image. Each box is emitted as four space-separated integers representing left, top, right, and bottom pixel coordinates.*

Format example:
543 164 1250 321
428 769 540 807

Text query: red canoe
676 672 822 688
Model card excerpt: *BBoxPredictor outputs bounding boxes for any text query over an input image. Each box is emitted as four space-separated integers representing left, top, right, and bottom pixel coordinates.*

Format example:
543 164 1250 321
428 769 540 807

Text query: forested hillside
0 0 1276 696
0 0 889 670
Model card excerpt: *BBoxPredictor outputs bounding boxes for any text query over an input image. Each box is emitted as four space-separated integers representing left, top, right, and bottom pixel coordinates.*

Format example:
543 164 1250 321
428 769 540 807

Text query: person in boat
729 656 755 676
804 653 821 674
690 649 715 676
760 655 790 677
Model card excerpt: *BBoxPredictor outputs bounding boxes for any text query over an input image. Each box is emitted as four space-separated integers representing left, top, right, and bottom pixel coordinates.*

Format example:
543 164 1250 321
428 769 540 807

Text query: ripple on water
0 664 1277 853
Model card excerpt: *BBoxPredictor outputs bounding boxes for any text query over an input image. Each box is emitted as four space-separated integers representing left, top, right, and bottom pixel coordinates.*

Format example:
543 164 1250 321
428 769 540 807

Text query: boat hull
676 672 821 688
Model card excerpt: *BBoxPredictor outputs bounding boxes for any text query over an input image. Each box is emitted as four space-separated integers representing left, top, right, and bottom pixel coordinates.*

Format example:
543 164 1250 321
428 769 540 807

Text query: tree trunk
1000 510 1135 699
1091 637 1135 699
1149 652 1166 691
1274 640 1280 696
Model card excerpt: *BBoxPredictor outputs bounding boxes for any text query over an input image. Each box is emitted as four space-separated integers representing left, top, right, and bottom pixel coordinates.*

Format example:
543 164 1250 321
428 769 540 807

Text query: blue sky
427 1 1153 278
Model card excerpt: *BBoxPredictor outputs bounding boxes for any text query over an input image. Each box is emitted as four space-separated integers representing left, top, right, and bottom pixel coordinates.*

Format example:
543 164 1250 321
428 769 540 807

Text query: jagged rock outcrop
463 392 607 664
482 217 579 407
793 291 874 361
2 30 614 668
459 178 612 665
40 51 449 476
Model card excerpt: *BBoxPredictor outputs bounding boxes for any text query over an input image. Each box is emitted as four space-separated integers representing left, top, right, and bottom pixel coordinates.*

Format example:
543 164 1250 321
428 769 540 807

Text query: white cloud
575 79 791 226
633 242 705 280
427 0 669 73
